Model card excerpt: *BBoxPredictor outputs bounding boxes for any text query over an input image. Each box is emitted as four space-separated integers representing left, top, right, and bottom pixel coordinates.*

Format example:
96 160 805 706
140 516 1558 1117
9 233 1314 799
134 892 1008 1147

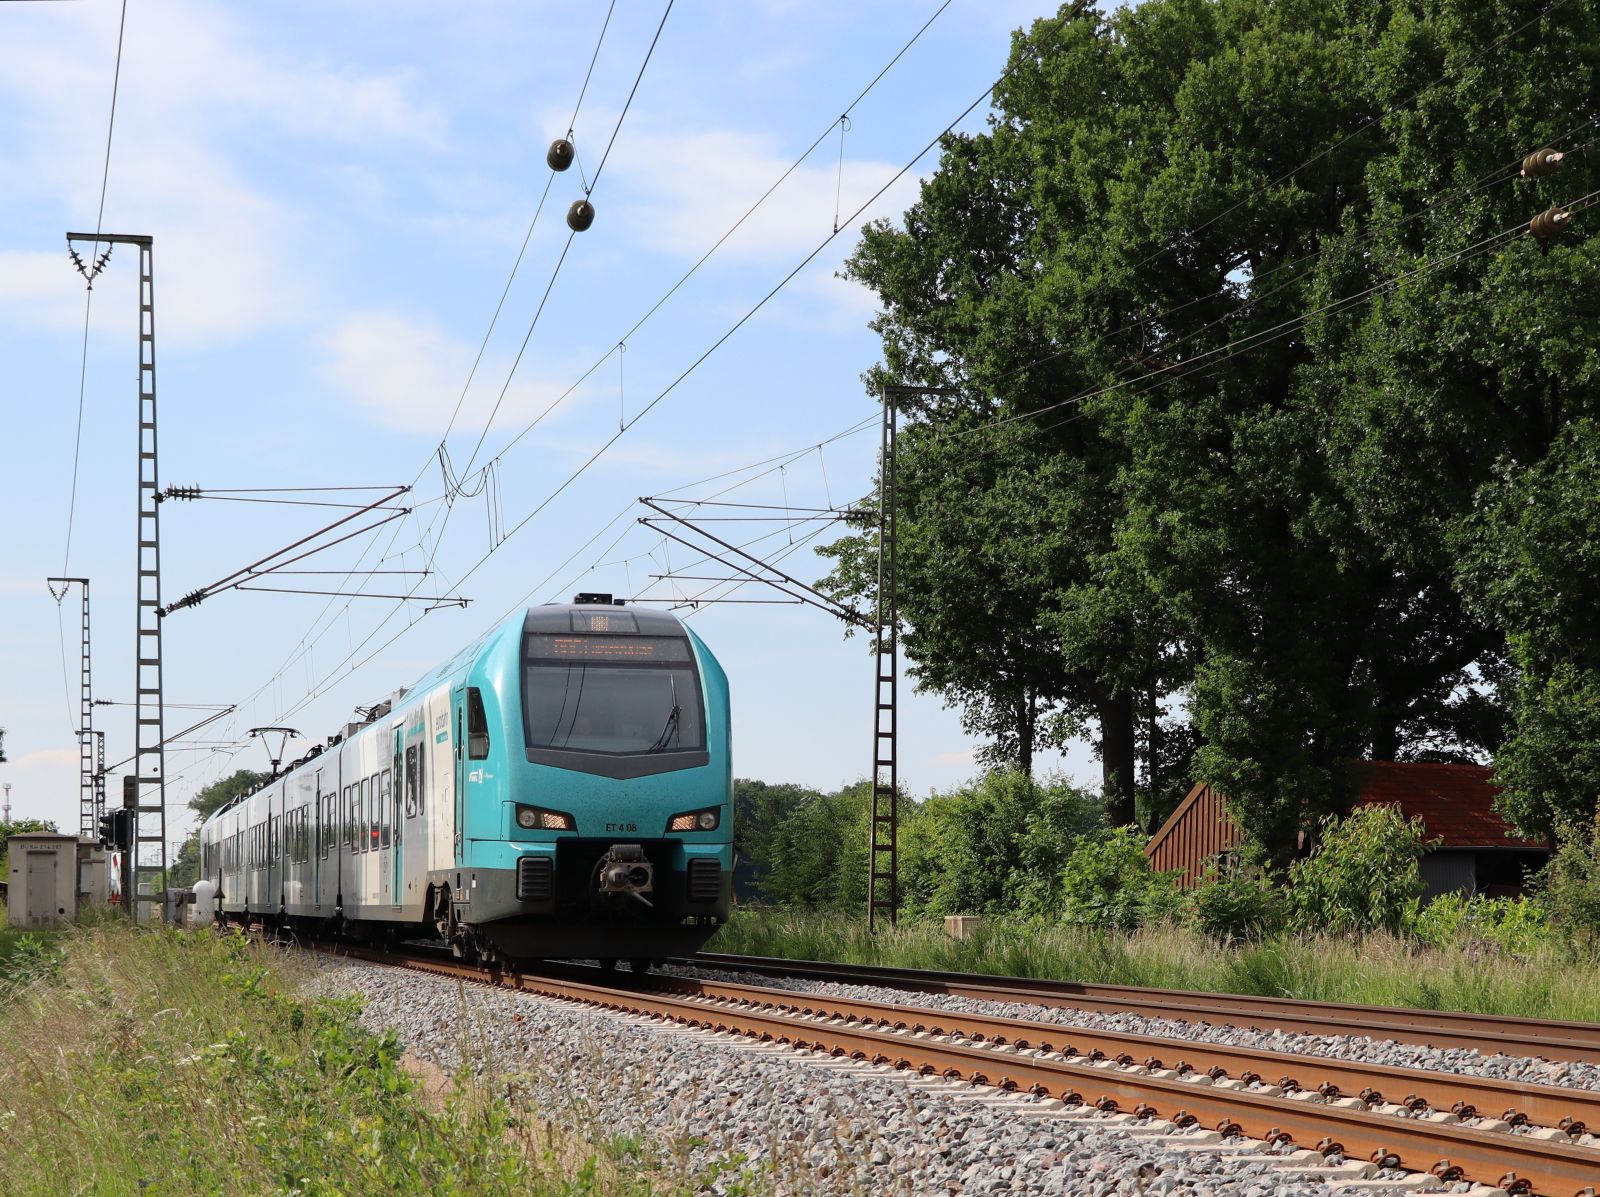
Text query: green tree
166 771 267 892
733 778 826 899
167 834 201 890
757 783 870 910
833 0 1600 860
828 78 1186 820
897 771 1100 918
1457 422 1600 835
189 770 268 821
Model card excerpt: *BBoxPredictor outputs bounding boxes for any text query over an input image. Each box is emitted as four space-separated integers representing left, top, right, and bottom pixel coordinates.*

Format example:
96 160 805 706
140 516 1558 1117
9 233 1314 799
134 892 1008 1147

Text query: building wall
1419 852 1476 900
1144 783 1244 887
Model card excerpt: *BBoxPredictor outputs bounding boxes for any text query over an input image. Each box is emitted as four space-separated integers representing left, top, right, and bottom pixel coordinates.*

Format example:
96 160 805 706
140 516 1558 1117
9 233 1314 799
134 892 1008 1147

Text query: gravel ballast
310 957 1475 1196
660 964 1600 1093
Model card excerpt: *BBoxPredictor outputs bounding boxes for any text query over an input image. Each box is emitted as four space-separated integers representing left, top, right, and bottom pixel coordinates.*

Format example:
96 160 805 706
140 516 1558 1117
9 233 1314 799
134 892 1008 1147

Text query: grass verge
709 909 1600 1023
0 922 730 1197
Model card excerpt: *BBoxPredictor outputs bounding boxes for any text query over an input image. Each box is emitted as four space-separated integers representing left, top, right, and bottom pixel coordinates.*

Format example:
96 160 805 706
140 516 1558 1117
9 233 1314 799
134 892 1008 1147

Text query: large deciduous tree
834 0 1600 856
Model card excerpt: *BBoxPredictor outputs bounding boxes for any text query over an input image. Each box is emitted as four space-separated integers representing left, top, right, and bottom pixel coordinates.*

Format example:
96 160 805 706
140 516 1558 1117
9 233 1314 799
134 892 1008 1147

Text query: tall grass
709 909 1600 1023
0 923 732 1196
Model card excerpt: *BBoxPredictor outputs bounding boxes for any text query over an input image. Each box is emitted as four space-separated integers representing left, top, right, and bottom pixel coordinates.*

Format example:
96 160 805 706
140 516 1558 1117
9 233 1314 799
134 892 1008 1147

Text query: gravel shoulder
309 956 1451 1197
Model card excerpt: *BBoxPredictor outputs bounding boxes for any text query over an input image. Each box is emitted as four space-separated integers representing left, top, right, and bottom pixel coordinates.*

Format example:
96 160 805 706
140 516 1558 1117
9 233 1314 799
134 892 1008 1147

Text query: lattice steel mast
868 384 954 931
867 389 900 930
68 231 167 917
46 576 94 838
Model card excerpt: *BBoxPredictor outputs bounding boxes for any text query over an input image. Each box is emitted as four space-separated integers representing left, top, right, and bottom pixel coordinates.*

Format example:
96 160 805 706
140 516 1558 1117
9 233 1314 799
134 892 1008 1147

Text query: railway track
682 952 1600 1066
316 942 1600 1196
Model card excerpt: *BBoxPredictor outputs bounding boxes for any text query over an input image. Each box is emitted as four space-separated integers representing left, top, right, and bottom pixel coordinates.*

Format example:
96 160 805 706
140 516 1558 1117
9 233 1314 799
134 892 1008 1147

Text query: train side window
416 742 427 816
404 746 418 818
467 688 490 759
380 770 393 848
366 776 379 851
343 785 354 848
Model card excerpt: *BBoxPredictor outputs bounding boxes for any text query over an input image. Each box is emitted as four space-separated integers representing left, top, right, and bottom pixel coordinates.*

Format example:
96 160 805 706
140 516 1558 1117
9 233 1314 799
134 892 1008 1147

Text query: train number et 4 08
605 822 639 833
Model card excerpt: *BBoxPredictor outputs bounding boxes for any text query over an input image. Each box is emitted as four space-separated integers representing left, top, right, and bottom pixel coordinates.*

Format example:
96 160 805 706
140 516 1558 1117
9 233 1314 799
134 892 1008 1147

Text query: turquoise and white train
199 596 733 966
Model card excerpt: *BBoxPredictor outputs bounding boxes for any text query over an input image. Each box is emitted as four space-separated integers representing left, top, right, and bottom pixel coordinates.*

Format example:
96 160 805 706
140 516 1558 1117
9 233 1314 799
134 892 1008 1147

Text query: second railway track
682 952 1600 1066
314 940 1600 1197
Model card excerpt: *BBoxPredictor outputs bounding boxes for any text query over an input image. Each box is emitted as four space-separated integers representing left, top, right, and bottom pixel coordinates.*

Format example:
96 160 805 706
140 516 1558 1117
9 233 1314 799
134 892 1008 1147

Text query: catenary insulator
567 199 595 232
1529 205 1570 240
547 139 575 172
1521 148 1565 178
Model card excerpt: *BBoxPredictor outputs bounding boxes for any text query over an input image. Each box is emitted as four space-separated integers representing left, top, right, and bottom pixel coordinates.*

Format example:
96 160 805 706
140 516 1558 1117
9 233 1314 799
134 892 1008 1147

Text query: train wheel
598 958 618 972
630 958 651 976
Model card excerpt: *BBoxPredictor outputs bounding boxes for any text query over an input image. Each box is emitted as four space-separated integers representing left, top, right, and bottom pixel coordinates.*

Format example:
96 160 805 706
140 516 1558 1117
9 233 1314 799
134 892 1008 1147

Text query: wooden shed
1144 762 1549 898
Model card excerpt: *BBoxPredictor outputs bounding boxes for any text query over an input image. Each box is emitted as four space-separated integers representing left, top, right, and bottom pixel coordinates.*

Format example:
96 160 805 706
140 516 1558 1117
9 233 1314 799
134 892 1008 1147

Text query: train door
451 684 467 861
312 769 324 907
391 726 404 902
378 761 392 906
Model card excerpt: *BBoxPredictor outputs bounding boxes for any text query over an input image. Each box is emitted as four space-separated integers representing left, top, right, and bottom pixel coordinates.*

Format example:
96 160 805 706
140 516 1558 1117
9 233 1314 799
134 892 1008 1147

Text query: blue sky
0 0 1097 839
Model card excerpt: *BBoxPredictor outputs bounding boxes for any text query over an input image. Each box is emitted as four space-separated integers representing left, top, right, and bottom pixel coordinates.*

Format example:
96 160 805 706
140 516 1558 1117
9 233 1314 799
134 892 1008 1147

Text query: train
198 594 733 968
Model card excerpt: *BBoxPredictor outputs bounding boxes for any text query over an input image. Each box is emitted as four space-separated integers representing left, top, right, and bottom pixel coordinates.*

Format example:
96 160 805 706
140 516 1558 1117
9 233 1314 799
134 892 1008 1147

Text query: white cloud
0 0 445 343
929 747 977 768
0 252 86 334
320 311 598 437
610 122 921 266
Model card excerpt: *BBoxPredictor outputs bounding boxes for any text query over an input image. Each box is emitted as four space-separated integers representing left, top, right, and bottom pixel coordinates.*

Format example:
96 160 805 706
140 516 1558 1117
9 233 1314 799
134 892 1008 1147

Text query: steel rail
641 970 1600 1138
683 952 1600 1065
322 944 1600 1197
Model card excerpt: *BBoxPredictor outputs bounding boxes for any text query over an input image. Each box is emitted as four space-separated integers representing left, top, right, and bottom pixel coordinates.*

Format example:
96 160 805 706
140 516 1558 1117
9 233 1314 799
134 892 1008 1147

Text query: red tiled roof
1352 761 1543 849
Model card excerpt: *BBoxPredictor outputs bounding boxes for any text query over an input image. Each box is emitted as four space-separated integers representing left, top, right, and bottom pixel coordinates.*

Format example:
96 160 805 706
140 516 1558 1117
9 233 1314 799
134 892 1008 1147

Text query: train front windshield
523 633 705 755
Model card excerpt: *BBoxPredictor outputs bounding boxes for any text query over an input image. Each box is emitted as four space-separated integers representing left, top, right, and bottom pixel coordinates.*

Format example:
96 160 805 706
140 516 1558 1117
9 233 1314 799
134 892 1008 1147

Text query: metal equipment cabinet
7 833 80 927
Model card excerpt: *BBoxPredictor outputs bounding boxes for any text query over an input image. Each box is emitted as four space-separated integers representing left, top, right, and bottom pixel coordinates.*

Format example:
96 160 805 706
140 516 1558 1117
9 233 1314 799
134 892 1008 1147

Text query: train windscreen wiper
646 674 681 753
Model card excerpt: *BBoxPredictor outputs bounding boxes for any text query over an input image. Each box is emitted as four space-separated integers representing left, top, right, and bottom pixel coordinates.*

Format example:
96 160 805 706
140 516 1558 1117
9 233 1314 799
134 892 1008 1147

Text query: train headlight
667 807 720 833
515 804 574 832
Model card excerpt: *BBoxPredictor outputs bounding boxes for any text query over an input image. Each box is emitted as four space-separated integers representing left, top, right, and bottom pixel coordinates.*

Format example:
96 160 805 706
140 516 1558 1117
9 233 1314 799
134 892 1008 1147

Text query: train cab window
467 687 490 759
523 633 704 757
380 770 393 848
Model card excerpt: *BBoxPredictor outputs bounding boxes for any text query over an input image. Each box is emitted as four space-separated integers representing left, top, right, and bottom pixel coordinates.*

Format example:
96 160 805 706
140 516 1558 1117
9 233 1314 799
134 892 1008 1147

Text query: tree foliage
189 770 268 821
829 0 1600 852
1286 804 1432 934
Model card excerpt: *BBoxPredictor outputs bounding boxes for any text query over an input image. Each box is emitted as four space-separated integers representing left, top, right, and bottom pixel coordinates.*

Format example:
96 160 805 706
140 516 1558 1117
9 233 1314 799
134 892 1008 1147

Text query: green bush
897 771 1103 920
1287 804 1431 935
1189 853 1287 943
1538 818 1600 954
1057 826 1187 929
1408 892 1549 955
